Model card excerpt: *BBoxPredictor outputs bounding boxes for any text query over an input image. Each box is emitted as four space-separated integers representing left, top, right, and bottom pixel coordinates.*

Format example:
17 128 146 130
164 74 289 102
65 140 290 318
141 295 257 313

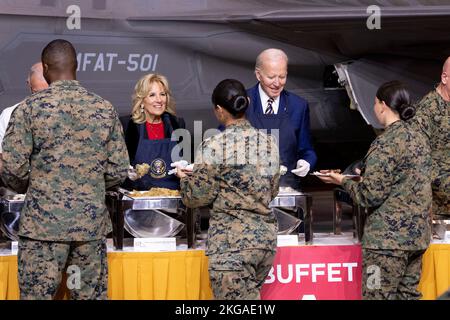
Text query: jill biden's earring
140 104 144 113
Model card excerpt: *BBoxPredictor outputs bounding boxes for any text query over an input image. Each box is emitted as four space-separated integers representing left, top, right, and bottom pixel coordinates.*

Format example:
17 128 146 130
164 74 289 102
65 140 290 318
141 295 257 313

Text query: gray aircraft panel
2 0 450 19
342 57 441 129
0 0 449 170
0 19 334 127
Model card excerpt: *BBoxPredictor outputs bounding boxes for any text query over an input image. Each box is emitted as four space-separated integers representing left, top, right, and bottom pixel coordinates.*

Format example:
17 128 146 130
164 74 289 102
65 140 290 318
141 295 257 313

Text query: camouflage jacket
1 80 129 241
342 120 432 250
180 119 280 255
410 89 449 217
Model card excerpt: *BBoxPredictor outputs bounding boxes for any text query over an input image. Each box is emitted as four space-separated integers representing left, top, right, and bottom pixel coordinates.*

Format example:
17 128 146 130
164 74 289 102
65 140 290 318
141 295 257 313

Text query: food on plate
310 169 342 176
310 170 360 180
128 187 180 198
278 186 298 193
310 171 332 176
12 194 25 201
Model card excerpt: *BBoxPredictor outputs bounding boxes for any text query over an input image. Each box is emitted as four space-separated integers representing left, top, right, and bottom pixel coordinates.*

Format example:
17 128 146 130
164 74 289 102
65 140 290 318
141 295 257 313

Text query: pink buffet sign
261 245 362 300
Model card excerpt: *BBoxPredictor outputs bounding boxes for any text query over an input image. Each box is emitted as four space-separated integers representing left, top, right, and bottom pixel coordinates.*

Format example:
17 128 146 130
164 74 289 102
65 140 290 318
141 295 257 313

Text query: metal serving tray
122 195 183 211
0 197 24 241
270 189 313 243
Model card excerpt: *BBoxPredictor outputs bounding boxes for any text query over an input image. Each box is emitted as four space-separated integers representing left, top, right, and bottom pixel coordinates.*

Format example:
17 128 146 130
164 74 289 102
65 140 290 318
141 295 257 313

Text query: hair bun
211 79 248 117
232 95 248 112
399 103 415 120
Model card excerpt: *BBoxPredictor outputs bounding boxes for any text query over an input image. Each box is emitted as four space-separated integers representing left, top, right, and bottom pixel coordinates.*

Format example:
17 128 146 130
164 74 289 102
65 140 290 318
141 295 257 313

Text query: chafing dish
124 208 185 238
108 188 313 250
273 208 301 235
123 195 182 211
120 194 185 238
108 189 195 250
432 220 450 240
333 187 369 242
0 195 24 241
270 189 313 243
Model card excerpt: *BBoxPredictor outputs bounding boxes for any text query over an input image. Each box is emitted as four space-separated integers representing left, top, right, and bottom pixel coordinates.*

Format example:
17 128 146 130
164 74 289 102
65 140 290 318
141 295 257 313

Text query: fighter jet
0 0 449 176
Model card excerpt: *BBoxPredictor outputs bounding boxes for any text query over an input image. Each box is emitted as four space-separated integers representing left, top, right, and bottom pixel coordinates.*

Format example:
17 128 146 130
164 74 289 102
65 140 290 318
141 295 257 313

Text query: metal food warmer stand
107 189 313 250
0 195 23 241
0 190 314 248
270 190 313 243
106 189 194 250
332 187 367 241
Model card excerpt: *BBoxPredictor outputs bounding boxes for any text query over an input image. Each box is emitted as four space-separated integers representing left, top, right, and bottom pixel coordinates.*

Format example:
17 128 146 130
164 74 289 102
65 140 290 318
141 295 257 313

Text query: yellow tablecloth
107 250 212 300
1 243 449 300
0 250 213 300
0 255 19 300
418 244 450 300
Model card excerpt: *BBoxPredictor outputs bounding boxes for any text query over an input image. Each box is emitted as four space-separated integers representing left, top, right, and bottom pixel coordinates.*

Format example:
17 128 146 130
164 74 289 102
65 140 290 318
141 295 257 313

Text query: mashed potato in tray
128 187 181 198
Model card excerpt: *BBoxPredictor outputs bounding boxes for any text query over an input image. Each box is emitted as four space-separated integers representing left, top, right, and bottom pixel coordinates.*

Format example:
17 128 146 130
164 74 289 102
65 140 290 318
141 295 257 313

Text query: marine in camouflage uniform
410 89 449 219
1 40 129 300
342 120 432 300
180 119 280 300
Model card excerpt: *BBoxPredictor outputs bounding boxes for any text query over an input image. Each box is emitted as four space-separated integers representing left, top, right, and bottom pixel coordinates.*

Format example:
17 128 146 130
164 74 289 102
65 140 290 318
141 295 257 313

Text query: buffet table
1 233 449 300
417 242 450 300
0 248 213 300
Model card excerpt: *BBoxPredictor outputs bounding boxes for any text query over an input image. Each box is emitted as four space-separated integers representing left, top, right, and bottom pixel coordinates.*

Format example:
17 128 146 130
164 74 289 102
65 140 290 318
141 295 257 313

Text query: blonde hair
131 73 176 124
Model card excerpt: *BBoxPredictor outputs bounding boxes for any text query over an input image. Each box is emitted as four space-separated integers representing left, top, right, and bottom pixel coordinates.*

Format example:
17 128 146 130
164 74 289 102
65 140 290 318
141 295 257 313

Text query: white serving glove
170 160 189 168
291 159 310 177
127 165 139 181
169 160 193 175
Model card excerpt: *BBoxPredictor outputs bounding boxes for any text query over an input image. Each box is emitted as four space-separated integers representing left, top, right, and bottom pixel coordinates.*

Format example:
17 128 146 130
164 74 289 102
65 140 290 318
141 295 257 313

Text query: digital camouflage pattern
410 89 449 218
2 80 129 241
18 237 108 300
342 120 432 250
208 249 276 299
180 119 280 256
437 287 450 300
362 248 425 300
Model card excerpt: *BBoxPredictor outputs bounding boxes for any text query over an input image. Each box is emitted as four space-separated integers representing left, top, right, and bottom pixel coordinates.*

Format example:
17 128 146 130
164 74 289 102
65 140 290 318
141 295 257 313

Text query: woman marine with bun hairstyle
318 81 432 300
175 79 280 300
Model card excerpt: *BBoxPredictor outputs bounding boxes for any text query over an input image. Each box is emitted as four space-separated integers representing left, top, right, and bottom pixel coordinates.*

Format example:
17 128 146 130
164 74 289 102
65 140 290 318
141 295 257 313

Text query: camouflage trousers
208 249 275 300
437 287 450 300
362 248 426 300
18 237 108 300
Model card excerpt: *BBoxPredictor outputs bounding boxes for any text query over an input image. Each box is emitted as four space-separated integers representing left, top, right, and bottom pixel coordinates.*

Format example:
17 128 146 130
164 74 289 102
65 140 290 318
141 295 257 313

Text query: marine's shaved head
438 56 450 101
41 39 77 83
442 56 450 74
